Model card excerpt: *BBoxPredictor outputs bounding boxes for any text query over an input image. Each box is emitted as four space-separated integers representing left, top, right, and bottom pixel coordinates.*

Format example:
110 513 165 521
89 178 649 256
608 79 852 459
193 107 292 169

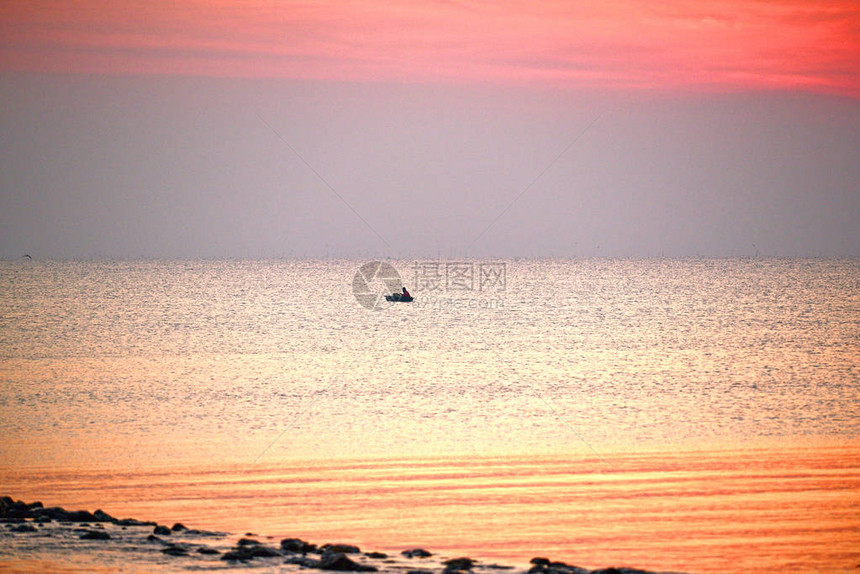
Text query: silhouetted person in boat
401 286 411 299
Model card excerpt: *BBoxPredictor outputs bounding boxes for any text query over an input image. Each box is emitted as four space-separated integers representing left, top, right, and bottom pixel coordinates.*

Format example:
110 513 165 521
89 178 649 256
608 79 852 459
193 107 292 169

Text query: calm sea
1 258 858 572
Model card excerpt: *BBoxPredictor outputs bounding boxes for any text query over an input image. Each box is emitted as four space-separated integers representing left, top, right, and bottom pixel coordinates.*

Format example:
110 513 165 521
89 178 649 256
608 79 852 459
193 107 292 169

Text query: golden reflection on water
3 443 858 573
2 259 859 572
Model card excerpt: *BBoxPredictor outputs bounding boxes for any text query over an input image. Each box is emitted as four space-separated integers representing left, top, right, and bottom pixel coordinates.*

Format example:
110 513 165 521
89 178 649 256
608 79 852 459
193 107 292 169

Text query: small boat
385 293 414 302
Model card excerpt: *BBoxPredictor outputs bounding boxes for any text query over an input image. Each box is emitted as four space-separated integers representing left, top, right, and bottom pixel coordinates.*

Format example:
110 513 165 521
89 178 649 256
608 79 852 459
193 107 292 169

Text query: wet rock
530 558 551 566
116 518 157 527
238 537 261 546
403 549 433 558
67 510 99 522
198 546 220 555
153 525 172 536
221 544 282 561
444 557 476 571
281 537 317 554
286 552 378 572
93 509 116 523
147 534 169 544
80 531 111 540
222 549 253 562
12 524 37 532
33 514 51 524
249 545 282 557
365 551 388 559
322 543 361 554
549 561 589 574
286 555 323 568
161 545 190 556
171 522 187 532
0 517 25 523
318 551 378 571
4 503 31 520
406 570 434 574
32 507 68 521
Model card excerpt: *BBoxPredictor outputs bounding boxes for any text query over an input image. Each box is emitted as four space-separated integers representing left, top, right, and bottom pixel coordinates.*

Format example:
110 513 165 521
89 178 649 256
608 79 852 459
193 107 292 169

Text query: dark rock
443 557 476 571
402 549 433 558
147 534 169 544
161 545 190 556
222 550 253 562
238 537 261 546
80 530 111 540
171 522 187 532
31 507 59 520
12 524 37 532
407 570 434 574
221 543 281 561
545 562 589 574
484 565 515 570
249 545 282 557
530 558 551 566
0 517 25 523
5 506 30 520
66 510 98 522
27 501 43 510
198 546 220 555
153 525 172 536
285 552 377 571
365 552 388 559
281 537 317 554
318 551 378 571
93 509 116 523
116 518 157 527
33 514 51 523
286 555 322 568
322 543 361 554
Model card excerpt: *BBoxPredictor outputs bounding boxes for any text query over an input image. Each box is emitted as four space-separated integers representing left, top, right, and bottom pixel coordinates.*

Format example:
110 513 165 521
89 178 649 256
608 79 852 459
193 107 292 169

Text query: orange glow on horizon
1 0 858 95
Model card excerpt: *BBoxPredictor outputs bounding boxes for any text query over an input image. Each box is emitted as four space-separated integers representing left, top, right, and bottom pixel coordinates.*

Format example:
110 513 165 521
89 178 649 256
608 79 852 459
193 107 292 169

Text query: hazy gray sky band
1 76 858 259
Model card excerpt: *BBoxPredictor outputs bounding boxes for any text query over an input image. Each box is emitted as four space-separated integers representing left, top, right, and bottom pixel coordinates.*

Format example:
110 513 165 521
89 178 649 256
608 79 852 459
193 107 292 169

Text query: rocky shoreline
1 496 682 573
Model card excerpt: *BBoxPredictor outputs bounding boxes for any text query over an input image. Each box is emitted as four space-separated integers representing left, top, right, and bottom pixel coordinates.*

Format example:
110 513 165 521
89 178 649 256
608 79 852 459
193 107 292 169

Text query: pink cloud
1 0 858 95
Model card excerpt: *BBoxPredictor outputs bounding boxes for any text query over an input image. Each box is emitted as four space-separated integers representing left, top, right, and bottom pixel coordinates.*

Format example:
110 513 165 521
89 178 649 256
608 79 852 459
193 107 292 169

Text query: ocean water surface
1 258 858 572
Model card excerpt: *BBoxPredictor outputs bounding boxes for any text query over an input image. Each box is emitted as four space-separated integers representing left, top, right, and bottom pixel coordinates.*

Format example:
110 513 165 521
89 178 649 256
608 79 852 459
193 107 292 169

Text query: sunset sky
1 1 859 257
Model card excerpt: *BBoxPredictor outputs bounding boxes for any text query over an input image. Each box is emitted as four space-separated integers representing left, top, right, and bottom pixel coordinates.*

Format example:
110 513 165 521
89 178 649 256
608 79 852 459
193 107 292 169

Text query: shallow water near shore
1 258 859 572
2 445 860 573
